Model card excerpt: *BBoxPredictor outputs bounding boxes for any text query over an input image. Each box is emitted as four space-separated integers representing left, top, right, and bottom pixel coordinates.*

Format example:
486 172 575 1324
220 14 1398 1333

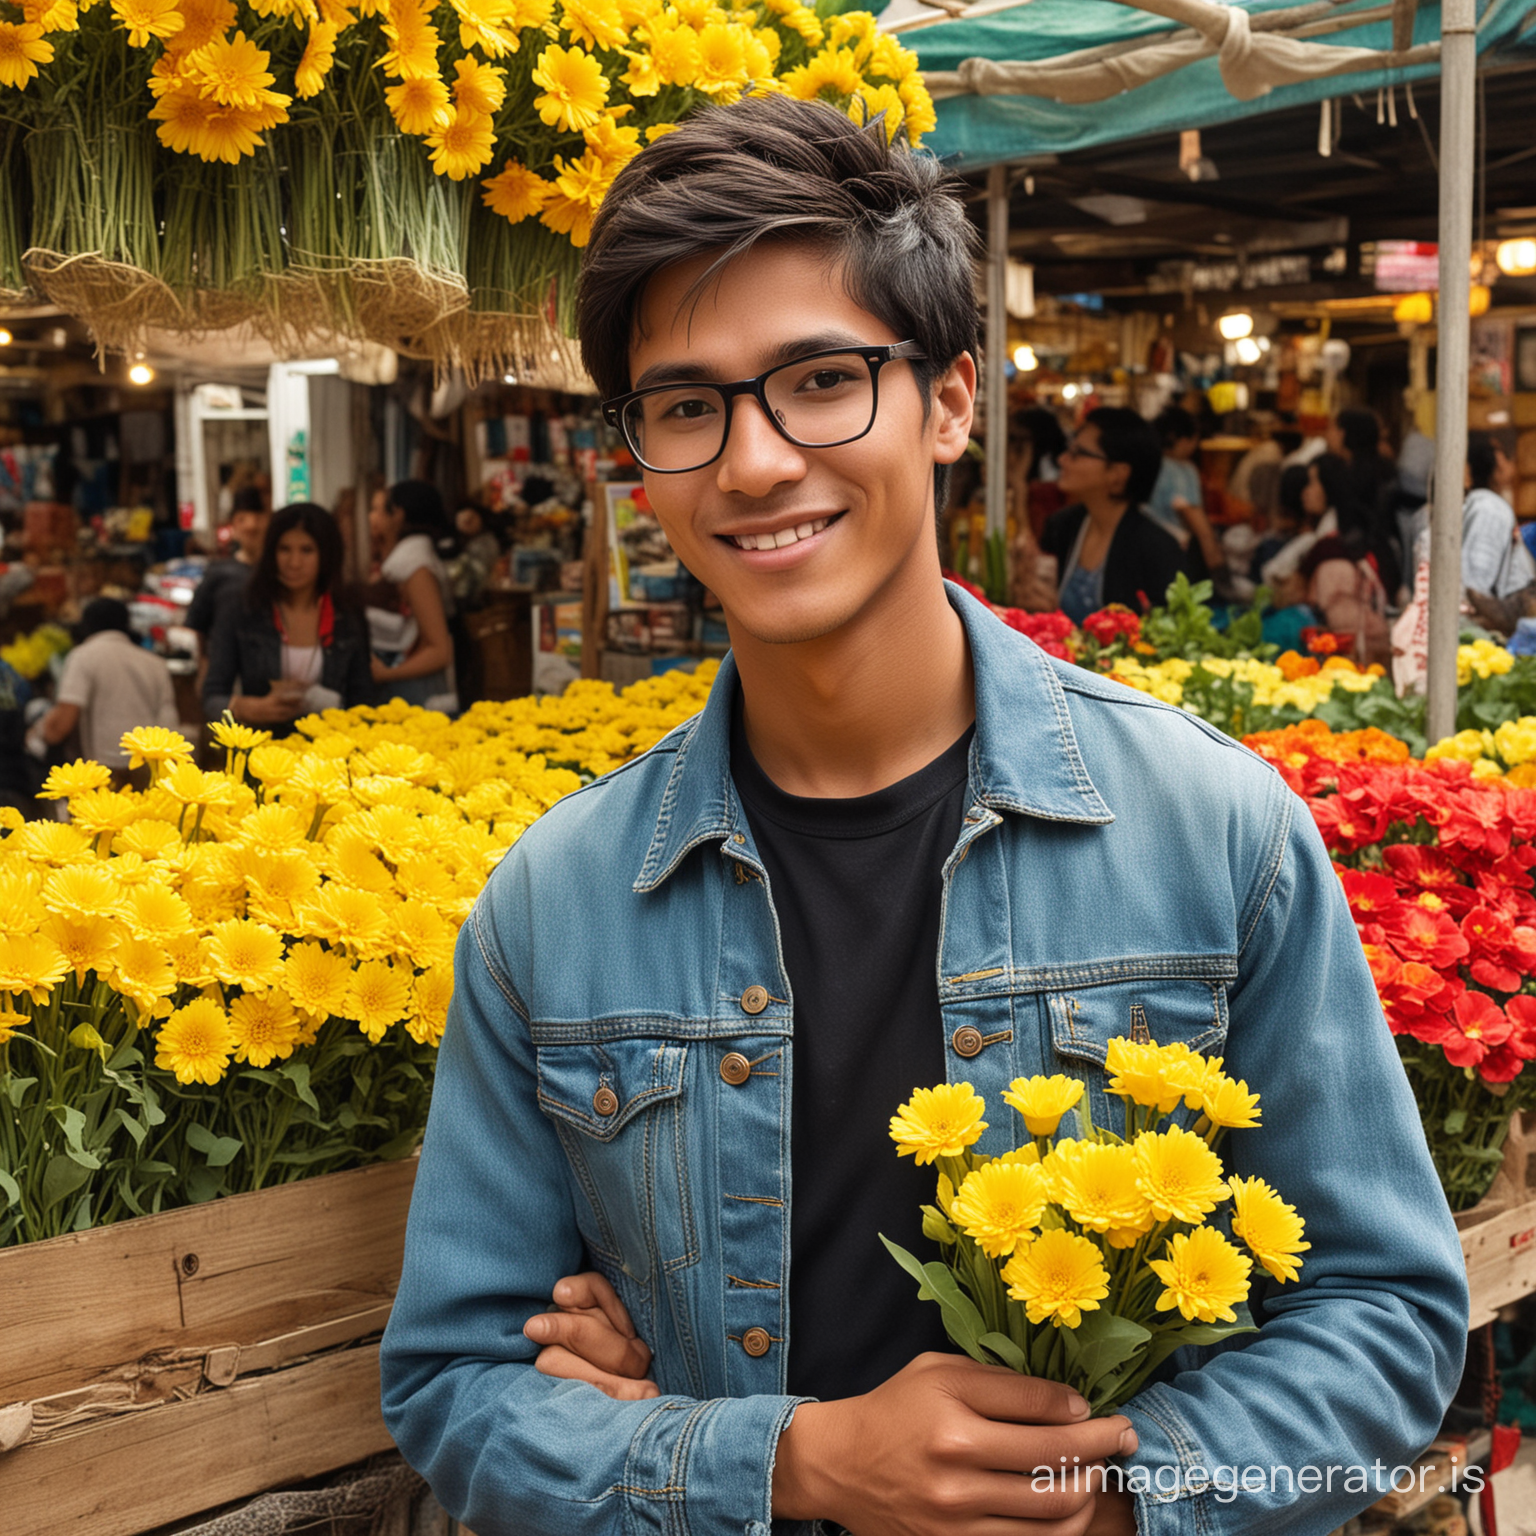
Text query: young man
185 486 270 649
381 98 1467 1536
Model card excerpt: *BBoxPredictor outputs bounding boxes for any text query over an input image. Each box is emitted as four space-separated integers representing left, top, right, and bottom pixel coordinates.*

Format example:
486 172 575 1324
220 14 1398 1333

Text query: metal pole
985 164 1009 560
1426 0 1477 746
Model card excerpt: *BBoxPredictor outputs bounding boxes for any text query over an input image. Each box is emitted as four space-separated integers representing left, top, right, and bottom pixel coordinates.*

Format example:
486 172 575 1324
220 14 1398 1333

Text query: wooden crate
0 1157 417 1536
1456 1112 1536 1329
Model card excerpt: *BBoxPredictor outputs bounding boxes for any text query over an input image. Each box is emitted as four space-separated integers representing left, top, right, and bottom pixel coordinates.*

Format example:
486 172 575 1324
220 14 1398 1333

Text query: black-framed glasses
601 341 927 474
1061 440 1109 463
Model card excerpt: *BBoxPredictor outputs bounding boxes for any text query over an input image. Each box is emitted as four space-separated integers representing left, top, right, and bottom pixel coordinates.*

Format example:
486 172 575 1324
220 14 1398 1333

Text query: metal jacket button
720 1052 752 1086
741 1327 772 1357
740 985 769 1015
592 1087 619 1117
951 1025 984 1059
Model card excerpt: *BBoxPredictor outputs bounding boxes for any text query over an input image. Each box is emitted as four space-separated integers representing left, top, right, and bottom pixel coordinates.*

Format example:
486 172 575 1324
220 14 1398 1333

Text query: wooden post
580 478 607 680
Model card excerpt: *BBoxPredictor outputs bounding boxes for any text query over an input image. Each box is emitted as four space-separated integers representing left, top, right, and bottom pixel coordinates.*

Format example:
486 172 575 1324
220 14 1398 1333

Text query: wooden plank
1463 1196 1536 1329
0 1159 416 1404
0 1346 394 1536
236 1303 396 1377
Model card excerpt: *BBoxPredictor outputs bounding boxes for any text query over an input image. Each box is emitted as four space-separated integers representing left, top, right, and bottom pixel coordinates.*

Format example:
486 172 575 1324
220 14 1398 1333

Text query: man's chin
723 590 865 649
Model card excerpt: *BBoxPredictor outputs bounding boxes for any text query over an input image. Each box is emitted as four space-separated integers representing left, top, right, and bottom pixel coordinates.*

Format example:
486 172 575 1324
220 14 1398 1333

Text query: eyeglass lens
623 353 880 472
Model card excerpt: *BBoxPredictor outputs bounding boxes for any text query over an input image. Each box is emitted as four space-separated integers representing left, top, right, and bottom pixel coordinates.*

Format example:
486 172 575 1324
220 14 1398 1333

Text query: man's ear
931 352 978 467
1106 461 1132 501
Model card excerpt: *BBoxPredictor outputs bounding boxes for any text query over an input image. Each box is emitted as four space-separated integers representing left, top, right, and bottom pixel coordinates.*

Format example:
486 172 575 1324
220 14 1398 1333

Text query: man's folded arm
1119 778 1469 1536
379 878 803 1536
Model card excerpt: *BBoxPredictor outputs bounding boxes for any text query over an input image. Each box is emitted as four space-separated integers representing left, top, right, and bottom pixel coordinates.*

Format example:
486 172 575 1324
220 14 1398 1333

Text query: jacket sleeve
379 857 805 1536
200 608 243 720
1118 773 1469 1535
340 612 377 709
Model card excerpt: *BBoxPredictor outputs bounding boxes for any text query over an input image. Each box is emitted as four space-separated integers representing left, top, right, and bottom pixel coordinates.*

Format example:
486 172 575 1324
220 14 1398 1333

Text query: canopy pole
985 164 1009 567
1426 0 1476 746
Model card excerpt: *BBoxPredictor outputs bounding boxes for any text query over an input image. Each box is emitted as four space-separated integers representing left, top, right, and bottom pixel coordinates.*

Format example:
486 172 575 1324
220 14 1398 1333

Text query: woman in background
368 479 458 713
203 503 373 733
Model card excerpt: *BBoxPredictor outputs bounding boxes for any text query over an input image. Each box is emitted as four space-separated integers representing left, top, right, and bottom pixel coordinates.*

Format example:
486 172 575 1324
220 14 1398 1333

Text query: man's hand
773 1353 1137 1536
523 1271 658 1400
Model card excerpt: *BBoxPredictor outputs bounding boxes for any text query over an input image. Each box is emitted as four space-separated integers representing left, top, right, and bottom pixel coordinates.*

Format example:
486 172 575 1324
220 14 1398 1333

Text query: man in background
186 487 269 651
29 598 179 781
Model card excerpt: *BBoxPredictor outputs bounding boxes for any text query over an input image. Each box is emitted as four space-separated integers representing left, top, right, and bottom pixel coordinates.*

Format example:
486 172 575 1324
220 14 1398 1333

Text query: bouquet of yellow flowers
884 1038 1308 1415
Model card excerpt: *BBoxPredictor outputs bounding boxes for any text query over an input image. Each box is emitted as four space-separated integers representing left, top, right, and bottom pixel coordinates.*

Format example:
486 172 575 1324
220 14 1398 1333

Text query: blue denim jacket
381 582 1468 1536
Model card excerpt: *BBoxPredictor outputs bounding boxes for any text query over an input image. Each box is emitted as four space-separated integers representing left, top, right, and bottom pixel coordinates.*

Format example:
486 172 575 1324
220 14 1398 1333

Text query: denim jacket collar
634 580 1112 893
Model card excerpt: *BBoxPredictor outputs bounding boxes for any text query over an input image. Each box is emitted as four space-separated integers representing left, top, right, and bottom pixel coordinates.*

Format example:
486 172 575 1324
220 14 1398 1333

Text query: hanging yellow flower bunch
885 1037 1307 1415
1 0 931 249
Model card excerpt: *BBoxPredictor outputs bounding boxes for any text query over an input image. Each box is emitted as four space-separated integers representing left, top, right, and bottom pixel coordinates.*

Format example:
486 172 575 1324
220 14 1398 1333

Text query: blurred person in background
1040 407 1188 621
1147 405 1228 588
203 503 373 733
185 486 269 654
1260 458 1343 599
449 499 506 608
30 598 179 781
1301 535 1391 667
1330 407 1403 598
367 479 459 713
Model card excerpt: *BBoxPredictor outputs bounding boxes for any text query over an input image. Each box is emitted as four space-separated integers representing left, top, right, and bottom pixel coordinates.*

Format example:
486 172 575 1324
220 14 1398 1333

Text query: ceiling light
1234 337 1263 365
1470 284 1492 317
1218 312 1254 341
1062 383 1080 401
0 329 11 346
1495 238 1536 277
1011 343 1038 372
128 362 155 386
1394 293 1434 324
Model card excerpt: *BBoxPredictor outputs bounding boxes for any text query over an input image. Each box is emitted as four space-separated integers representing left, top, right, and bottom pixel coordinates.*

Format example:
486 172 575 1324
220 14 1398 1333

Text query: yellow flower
582 114 641 172
889 1083 988 1165
1195 1072 1262 1131
0 932 68 1004
386 74 452 134
451 54 506 114
111 0 182 46
230 989 300 1066
451 0 520 55
43 911 119 980
482 159 553 224
346 957 411 1042
408 964 453 1044
562 0 624 49
692 20 747 96
1105 1037 1187 1114
854 82 905 143
238 802 310 852
428 106 495 180
1001 1229 1110 1329
0 1007 29 1045
1046 1139 1151 1236
186 30 280 106
949 1158 1047 1258
1229 1176 1310 1284
168 0 235 52
41 864 126 919
1148 1226 1252 1324
248 743 301 788
393 899 458 968
645 19 698 84
156 998 236 1084
620 44 660 94
207 918 287 990
0 21 52 90
38 759 113 800
1001 1074 1083 1137
378 7 441 76
531 42 609 132
67 789 140 840
160 759 238 808
22 0 78 31
283 939 353 1015
120 724 194 771
117 819 183 860
243 847 321 909
292 19 336 95
783 44 861 101
1133 1124 1230 1224
110 935 179 1018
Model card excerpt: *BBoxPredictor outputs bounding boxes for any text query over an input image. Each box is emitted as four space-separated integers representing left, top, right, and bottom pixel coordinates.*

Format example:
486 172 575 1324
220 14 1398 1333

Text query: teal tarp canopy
903 0 1536 168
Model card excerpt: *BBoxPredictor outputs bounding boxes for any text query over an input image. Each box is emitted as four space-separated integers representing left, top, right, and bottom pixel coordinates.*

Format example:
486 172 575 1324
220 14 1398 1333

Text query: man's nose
714 394 807 498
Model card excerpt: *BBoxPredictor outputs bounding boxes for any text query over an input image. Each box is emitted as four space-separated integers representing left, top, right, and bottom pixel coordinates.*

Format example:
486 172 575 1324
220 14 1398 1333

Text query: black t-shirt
185 558 253 637
730 701 972 1401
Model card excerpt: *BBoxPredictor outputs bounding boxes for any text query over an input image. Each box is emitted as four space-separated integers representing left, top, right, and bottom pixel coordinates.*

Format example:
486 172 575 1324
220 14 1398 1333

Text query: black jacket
1041 502 1190 614
202 598 374 731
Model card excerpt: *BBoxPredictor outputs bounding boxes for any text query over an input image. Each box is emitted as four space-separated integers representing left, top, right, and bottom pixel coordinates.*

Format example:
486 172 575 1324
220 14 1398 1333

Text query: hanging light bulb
1218 311 1254 340
128 360 155 386
1470 284 1492 317
1011 343 1038 372
0 328 12 347
1234 337 1263 365
1495 239 1536 277
1394 293 1434 325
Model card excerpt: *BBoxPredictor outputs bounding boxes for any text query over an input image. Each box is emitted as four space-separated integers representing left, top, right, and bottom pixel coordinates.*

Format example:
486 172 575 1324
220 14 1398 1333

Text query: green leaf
879 1235 990 1364
4 1075 37 1108
185 1122 244 1169
978 1331 1028 1371
1137 1321 1258 1381
1444 1108 1468 1137
921 1205 957 1245
185 1163 225 1203
42 1152 92 1210
279 1061 321 1113
52 1103 89 1155
0 1167 21 1209
68 1023 110 1061
1069 1310 1153 1394
113 1107 148 1147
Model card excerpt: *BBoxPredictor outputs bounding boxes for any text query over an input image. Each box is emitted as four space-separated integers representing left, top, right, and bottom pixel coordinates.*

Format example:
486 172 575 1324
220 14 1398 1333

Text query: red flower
1503 995 1536 1060
1384 902 1471 971
1439 991 1512 1069
1082 605 1142 647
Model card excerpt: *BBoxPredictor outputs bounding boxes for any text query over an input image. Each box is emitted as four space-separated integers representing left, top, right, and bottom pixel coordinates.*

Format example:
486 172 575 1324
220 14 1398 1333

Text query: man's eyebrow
630 330 872 391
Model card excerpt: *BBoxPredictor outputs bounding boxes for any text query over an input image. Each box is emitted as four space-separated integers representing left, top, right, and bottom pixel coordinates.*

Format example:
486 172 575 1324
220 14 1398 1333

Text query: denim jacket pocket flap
536 1039 687 1142
1048 974 1229 1068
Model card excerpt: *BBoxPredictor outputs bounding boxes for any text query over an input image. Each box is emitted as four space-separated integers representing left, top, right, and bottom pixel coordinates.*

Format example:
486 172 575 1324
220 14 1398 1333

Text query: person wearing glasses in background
1039 409 1191 622
381 97 1466 1536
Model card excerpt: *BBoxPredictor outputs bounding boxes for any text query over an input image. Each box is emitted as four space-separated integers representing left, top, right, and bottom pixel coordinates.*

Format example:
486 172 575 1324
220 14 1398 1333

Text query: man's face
627 243 972 647
231 509 268 560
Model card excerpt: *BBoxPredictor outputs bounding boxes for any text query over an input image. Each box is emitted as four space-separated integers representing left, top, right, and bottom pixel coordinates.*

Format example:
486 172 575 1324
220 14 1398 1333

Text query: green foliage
1137 576 1276 663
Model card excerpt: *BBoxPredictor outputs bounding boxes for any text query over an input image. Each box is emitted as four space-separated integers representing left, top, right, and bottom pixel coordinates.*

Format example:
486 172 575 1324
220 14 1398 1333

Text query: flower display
0 664 715 1247
883 1041 1302 1413
0 621 71 681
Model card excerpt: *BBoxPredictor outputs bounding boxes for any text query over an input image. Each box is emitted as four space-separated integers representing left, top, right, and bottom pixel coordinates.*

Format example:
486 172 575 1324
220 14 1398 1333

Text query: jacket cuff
1120 1384 1208 1536
624 1393 807 1536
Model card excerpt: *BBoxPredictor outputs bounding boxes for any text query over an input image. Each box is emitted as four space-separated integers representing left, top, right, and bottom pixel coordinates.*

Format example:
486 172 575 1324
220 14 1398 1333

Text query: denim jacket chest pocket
1044 967 1234 1133
534 1037 697 1285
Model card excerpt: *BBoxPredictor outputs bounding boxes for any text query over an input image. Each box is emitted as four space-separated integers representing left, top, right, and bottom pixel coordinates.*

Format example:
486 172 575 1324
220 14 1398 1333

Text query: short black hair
577 95 980 511
1337 407 1383 461
76 597 132 641
1087 408 1162 507
247 503 345 609
1467 430 1505 491
1154 406 1199 449
1016 406 1066 468
231 487 267 515
1278 464 1310 519
387 480 455 545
